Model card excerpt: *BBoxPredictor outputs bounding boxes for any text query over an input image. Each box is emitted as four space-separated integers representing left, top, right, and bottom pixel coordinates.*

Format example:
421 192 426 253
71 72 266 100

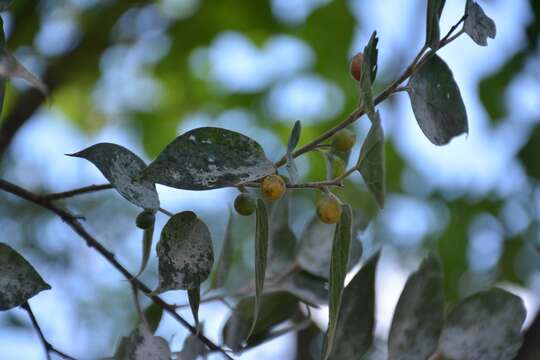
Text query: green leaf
188 286 200 327
464 0 496 46
156 212 214 292
209 211 235 290
330 251 380 360
408 55 468 146
437 288 526 360
142 303 163 335
284 270 328 306
359 31 378 115
357 113 385 209
425 0 446 49
142 127 275 190
0 48 48 95
286 120 301 184
388 254 444 360
322 204 353 360
115 323 171 360
297 211 362 279
222 292 298 352
67 143 159 211
267 193 296 277
246 199 269 340
0 243 51 311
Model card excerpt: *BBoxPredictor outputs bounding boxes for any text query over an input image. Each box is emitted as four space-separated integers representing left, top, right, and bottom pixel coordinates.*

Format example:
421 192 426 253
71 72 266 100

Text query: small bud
349 52 364 82
136 210 155 229
261 175 286 201
234 193 256 216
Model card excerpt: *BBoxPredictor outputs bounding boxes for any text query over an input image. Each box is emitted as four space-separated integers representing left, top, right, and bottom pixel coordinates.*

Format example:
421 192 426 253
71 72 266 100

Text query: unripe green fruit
234 193 256 216
136 210 155 229
332 157 346 178
316 195 342 224
261 175 286 201
350 52 364 81
332 129 357 152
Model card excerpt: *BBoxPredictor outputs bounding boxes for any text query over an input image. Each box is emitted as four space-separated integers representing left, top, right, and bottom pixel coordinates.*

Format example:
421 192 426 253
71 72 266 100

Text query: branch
0 179 232 359
273 15 467 168
21 302 77 360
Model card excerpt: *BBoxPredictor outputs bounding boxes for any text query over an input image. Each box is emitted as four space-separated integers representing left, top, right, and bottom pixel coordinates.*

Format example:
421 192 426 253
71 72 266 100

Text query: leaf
0 49 48 95
222 292 298 352
285 270 328 307
330 251 380 359
0 243 51 311
135 224 155 278
209 211 235 290
437 288 526 360
357 114 385 209
322 204 353 360
267 193 297 277
142 303 163 334
156 212 214 292
142 127 275 190
388 254 444 360
178 325 209 360
425 0 446 49
359 31 378 115
67 143 159 211
115 323 171 360
188 286 200 327
246 199 269 340
286 120 301 184
408 55 468 145
464 0 496 46
297 212 362 279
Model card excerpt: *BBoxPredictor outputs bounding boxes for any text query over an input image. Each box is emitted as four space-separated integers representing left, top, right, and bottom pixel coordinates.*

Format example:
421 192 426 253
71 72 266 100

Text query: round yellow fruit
332 129 357 152
234 193 256 216
261 175 286 201
316 195 342 224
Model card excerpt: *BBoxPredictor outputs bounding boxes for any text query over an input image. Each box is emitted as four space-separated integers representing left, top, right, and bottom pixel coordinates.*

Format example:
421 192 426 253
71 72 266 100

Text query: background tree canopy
0 0 539 359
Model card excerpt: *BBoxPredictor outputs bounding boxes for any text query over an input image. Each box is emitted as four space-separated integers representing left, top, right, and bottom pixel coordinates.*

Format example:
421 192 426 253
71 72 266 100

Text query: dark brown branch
41 184 114 200
21 302 77 360
0 179 231 359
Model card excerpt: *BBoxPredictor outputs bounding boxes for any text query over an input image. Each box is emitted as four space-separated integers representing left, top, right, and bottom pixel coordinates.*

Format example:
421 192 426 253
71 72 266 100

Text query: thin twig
21 302 77 360
0 179 232 360
41 184 113 200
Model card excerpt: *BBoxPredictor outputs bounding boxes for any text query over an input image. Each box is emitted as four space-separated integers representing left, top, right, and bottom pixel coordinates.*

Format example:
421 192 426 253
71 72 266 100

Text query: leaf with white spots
464 0 496 46
437 288 526 360
115 323 171 360
0 243 51 311
156 212 214 292
408 55 468 146
142 127 275 190
67 143 159 211
297 211 362 279
388 254 444 360
331 251 379 359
